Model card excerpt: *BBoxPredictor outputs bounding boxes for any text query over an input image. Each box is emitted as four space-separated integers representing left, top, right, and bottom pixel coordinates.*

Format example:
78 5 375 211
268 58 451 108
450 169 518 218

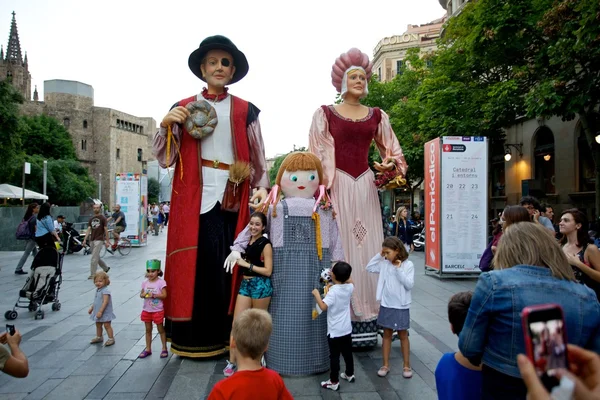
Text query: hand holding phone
521 304 569 391
6 324 15 336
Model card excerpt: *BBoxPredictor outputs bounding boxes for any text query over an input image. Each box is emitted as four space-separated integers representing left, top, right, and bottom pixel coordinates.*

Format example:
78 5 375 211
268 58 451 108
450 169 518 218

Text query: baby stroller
63 222 88 255
5 246 64 320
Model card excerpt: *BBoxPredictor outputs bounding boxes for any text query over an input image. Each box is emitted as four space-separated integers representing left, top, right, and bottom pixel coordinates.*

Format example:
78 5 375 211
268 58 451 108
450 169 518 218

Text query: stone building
372 16 446 82
1 12 156 207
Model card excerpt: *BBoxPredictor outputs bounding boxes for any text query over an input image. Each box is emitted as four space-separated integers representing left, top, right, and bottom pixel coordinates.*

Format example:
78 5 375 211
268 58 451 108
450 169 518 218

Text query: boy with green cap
139 259 168 358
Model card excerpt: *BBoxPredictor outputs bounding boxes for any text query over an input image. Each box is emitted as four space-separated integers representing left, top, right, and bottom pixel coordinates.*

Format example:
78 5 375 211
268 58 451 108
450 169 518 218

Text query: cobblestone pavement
0 231 477 399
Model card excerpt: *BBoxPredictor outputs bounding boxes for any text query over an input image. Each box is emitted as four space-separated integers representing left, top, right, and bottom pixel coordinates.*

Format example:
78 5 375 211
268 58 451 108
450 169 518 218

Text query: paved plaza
0 231 476 400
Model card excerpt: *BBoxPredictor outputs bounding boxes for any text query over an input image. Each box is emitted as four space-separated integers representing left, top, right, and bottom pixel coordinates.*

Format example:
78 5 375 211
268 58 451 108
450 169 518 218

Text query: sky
0 0 445 158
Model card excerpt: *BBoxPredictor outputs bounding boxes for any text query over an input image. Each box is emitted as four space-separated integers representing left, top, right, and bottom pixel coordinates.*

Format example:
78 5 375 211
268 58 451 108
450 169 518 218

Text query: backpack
16 217 33 240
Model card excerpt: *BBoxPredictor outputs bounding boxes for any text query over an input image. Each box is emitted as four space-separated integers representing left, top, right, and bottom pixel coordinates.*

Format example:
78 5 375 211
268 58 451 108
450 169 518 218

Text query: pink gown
309 105 407 347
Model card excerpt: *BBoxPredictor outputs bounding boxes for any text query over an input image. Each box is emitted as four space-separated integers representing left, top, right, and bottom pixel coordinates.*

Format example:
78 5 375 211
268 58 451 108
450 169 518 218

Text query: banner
424 138 441 270
440 137 488 273
115 173 147 246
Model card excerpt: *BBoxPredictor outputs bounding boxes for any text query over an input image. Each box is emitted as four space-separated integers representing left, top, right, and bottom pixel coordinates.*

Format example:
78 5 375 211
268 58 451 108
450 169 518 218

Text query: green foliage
0 80 24 182
148 177 160 204
268 146 307 186
4 154 95 204
19 115 77 160
0 80 96 205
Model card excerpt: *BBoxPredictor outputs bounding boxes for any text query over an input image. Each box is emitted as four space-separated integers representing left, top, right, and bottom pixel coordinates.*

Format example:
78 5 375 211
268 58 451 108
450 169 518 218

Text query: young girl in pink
139 259 168 358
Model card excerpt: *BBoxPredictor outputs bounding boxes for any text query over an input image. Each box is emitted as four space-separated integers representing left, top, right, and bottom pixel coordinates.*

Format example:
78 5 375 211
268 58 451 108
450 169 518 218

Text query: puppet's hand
224 251 241 273
161 106 190 128
249 187 268 210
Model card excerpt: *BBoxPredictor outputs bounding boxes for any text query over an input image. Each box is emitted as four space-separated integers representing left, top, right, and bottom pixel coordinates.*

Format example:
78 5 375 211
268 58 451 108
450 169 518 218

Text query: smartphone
6 324 15 336
521 304 569 391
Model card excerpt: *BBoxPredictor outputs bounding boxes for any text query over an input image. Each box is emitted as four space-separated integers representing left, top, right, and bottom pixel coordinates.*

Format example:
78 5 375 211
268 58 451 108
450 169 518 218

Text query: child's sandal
104 338 115 347
377 366 390 377
90 336 103 344
402 367 413 379
138 349 152 358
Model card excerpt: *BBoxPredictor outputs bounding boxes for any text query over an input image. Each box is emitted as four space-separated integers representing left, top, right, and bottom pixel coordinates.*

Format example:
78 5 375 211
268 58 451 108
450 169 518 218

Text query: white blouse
366 254 414 310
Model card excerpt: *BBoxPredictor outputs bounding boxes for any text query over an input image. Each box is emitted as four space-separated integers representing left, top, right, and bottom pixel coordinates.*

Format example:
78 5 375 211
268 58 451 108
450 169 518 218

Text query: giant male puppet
153 35 269 357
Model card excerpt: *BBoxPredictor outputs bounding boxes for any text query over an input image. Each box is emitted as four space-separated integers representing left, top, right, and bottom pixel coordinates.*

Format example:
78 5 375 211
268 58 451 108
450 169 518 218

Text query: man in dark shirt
82 204 110 279
107 204 127 251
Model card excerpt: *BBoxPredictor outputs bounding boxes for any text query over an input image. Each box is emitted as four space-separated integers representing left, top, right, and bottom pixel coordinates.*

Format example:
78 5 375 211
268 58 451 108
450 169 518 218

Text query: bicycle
100 229 132 257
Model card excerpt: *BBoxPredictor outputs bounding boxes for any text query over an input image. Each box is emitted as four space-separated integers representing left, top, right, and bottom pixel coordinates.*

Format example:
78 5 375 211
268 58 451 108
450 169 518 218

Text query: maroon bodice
322 105 382 179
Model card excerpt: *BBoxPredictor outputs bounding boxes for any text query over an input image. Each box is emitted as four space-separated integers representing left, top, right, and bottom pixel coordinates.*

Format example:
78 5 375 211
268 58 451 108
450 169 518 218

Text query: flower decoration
319 198 333 211
374 169 407 190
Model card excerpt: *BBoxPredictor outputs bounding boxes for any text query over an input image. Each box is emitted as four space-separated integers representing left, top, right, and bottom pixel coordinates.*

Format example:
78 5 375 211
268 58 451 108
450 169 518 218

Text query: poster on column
440 137 488 273
115 173 147 246
424 138 441 271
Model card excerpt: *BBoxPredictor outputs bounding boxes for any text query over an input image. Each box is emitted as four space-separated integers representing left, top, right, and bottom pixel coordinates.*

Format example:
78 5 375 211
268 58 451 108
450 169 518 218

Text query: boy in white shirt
312 262 355 391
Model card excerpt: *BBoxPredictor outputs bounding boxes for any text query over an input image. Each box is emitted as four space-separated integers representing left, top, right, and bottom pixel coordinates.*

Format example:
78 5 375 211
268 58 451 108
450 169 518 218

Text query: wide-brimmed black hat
188 35 249 84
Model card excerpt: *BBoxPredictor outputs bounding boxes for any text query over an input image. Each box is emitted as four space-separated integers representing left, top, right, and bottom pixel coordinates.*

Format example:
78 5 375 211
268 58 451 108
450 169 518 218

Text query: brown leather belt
201 159 230 171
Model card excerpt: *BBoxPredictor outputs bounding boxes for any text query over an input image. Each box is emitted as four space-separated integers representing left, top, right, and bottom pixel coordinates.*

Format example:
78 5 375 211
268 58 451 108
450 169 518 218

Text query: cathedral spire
6 11 23 65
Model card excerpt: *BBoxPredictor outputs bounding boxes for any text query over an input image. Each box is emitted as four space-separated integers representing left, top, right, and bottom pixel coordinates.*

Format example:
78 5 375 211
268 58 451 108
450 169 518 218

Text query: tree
524 0 600 214
19 115 77 160
148 177 160 204
268 146 307 186
0 80 24 182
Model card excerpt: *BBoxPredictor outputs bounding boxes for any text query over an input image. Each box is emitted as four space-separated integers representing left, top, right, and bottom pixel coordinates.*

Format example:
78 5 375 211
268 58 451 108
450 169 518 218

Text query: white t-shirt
163 205 170 213
53 220 63 233
323 283 354 338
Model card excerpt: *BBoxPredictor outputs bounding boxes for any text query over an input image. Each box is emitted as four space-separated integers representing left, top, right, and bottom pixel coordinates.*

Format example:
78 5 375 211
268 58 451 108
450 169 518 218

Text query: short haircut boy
232 309 272 360
332 262 352 283
448 291 473 335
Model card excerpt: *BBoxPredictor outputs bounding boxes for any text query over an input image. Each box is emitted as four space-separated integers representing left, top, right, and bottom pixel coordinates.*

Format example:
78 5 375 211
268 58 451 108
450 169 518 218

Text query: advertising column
424 138 441 271
115 173 147 246
440 137 488 273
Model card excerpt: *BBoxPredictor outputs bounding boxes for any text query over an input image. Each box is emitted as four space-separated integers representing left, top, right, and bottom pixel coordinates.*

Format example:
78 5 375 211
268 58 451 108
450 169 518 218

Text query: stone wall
0 206 80 251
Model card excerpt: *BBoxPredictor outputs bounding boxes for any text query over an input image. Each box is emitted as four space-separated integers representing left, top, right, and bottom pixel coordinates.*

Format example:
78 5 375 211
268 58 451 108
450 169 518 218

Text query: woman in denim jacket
459 222 600 400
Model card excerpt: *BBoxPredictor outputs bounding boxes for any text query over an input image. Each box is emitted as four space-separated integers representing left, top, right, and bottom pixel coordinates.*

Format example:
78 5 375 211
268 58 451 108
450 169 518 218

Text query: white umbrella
0 183 48 200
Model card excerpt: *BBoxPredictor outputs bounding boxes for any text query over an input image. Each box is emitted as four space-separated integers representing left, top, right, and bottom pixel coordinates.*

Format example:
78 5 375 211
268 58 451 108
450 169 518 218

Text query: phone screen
526 310 568 390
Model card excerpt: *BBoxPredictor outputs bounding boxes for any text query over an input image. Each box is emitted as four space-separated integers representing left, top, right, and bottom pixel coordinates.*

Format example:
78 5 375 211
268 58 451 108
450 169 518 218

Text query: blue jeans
15 239 38 272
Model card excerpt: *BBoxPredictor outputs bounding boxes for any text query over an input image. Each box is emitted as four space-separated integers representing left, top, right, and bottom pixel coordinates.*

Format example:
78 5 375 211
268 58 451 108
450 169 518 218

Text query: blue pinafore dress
266 200 330 375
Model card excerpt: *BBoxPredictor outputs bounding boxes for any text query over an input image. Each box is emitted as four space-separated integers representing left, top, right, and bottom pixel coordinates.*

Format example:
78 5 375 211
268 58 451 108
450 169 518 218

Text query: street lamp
504 143 523 162
596 134 600 144
543 154 551 161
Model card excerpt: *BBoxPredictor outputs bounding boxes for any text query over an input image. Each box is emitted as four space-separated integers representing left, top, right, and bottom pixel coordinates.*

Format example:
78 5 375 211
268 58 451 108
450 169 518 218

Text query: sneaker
340 372 355 382
223 361 236 377
105 267 111 273
14 270 27 275
106 248 114 255
321 380 339 391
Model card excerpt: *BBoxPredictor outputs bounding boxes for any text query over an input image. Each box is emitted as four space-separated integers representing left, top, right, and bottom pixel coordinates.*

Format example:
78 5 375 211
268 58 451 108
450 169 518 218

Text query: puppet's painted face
345 69 367 98
280 169 320 199
201 49 236 89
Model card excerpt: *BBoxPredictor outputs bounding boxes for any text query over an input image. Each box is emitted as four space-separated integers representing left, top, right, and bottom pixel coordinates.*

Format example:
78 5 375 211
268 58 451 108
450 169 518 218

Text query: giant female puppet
152 35 269 358
309 48 408 348
227 152 344 375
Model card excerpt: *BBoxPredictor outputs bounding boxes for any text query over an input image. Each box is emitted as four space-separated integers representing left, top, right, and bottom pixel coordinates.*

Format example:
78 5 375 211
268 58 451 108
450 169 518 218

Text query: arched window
63 117 71 128
533 126 555 194
83 120 88 129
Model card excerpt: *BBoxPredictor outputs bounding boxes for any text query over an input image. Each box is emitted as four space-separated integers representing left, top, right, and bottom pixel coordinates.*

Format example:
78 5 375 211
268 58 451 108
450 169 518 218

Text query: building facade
372 17 446 82
1 13 156 207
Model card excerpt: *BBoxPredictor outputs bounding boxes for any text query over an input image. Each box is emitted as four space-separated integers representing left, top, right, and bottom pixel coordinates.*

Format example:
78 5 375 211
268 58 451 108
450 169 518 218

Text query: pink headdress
331 48 373 94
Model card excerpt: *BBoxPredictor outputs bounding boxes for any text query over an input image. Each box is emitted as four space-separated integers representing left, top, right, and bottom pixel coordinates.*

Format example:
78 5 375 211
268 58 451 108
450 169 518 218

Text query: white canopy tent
0 183 48 200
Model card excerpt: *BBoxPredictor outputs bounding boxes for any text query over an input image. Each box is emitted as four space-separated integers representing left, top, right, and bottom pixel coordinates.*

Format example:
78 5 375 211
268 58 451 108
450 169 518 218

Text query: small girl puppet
226 152 344 376
366 236 414 379
139 259 168 358
88 271 116 346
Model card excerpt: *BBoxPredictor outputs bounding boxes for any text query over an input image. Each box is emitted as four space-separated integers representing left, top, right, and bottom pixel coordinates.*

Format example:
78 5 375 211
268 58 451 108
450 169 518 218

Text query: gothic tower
0 12 31 100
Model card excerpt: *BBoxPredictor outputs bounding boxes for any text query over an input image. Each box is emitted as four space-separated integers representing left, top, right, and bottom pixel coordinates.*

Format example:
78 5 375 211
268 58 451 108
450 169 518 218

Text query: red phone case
521 303 565 367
